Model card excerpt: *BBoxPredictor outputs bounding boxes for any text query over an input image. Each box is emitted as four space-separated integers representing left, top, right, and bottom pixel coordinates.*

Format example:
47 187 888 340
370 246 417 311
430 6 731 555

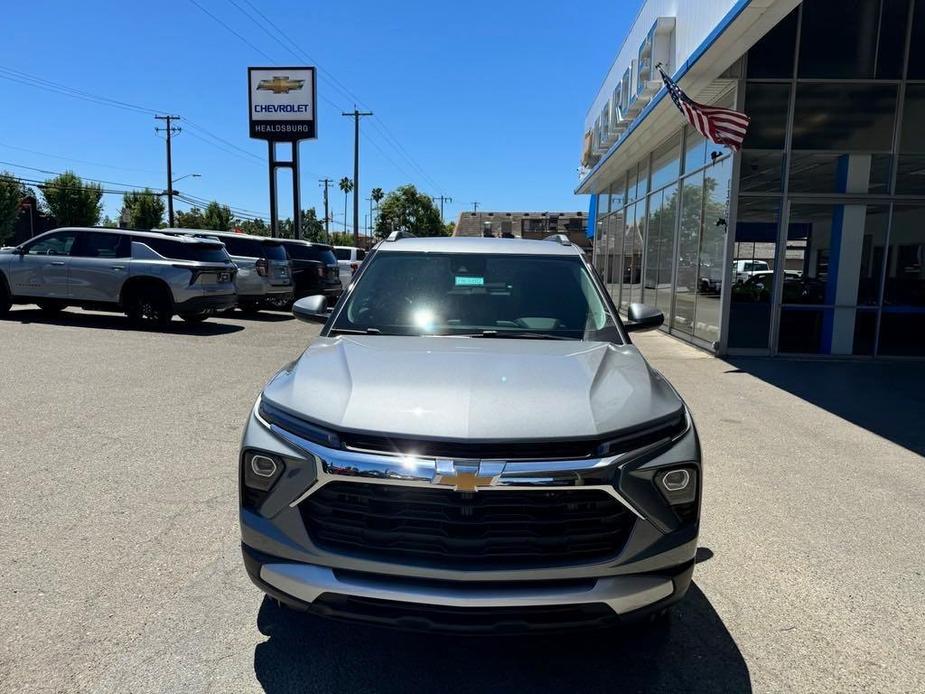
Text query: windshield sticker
455 276 485 286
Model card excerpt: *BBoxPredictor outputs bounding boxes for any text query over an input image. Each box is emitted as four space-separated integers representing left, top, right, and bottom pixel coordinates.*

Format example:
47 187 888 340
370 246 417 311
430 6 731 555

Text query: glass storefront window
672 172 704 333
650 135 681 191
693 157 733 343
897 85 925 194
620 204 637 310
746 7 798 78
910 0 925 79
798 0 907 79
729 197 781 349
740 151 784 193
683 127 707 174
792 84 897 151
742 83 790 150
606 211 624 306
778 203 891 354
789 153 892 195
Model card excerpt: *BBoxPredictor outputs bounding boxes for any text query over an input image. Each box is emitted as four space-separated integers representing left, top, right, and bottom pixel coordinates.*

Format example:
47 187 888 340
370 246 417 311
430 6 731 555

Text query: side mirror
292 295 330 324
625 303 664 333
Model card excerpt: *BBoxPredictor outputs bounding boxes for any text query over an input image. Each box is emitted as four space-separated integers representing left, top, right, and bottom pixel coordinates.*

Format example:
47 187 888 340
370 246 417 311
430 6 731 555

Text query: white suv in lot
0 227 237 327
333 245 366 288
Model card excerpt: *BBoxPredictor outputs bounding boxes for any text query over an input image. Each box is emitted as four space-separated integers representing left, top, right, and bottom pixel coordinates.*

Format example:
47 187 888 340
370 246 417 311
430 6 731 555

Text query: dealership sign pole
248 67 317 239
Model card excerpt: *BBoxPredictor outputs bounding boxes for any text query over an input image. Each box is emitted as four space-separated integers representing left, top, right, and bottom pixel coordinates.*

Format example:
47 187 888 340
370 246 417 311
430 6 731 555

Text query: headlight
258 398 341 449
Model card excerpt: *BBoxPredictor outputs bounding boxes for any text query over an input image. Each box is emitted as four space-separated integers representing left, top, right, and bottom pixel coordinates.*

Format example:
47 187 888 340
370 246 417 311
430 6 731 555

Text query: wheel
0 281 10 317
36 300 65 315
179 310 212 323
126 287 172 329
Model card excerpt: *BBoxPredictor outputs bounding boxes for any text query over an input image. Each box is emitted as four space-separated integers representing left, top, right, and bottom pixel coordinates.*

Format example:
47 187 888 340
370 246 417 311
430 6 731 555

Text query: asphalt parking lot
1 305 923 693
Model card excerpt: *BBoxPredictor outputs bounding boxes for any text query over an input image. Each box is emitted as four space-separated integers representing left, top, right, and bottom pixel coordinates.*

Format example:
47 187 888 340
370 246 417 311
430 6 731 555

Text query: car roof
374 236 583 256
281 239 333 249
45 227 220 245
161 228 281 243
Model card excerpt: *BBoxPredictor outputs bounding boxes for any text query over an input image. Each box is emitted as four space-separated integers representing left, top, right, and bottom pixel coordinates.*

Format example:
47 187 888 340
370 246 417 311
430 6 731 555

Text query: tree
201 201 233 231
0 171 30 246
338 177 353 234
175 207 205 228
444 221 456 236
373 184 445 238
272 208 326 241
235 218 269 236
41 171 102 227
120 188 165 230
370 186 384 226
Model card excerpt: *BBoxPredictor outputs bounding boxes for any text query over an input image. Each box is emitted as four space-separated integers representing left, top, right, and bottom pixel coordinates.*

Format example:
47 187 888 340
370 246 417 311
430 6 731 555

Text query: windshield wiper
329 327 381 335
467 330 575 341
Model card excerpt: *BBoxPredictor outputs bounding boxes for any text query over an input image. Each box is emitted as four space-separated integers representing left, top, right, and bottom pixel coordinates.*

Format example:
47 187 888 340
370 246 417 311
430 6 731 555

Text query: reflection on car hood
261 336 684 440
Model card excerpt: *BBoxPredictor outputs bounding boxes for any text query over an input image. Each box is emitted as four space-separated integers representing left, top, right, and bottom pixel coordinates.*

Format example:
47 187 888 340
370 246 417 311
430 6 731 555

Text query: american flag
657 65 750 151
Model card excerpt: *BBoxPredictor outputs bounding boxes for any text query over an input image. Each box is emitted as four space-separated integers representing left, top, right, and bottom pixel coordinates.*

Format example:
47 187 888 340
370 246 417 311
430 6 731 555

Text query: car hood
261 335 684 441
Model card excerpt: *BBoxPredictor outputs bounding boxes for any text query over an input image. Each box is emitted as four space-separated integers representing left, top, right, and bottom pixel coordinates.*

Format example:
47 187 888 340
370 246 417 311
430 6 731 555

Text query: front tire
126 287 172 329
0 281 10 317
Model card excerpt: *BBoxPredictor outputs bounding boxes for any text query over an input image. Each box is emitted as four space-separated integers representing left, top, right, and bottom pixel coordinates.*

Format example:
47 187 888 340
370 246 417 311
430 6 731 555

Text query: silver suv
164 229 292 312
0 227 237 327
239 234 700 632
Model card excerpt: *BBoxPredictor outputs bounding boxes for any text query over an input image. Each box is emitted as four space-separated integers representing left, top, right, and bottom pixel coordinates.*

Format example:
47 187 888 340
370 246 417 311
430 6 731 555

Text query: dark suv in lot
239 234 701 633
280 239 342 307
0 227 237 327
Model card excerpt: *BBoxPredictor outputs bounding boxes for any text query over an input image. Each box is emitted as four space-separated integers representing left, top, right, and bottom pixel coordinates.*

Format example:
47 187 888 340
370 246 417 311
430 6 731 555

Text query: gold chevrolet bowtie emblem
256 76 306 94
433 460 503 492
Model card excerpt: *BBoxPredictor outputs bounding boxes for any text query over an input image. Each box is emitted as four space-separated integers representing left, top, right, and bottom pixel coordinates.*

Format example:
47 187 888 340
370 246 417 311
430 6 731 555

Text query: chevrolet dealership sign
248 67 316 141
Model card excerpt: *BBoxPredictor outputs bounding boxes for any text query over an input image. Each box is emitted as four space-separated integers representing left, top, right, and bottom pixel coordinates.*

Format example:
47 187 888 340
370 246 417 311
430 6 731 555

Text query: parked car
732 270 816 303
239 234 701 632
0 227 236 327
333 245 366 288
279 239 342 307
163 229 292 312
732 258 771 282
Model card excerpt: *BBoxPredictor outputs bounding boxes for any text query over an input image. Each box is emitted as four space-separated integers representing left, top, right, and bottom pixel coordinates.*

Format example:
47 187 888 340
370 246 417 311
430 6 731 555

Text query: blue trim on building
576 0 755 193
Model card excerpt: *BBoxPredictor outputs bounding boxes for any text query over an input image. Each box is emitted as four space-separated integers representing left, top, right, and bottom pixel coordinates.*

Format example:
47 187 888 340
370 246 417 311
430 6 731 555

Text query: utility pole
155 115 181 226
319 178 332 243
471 201 480 213
431 195 453 222
342 108 373 247
366 197 373 240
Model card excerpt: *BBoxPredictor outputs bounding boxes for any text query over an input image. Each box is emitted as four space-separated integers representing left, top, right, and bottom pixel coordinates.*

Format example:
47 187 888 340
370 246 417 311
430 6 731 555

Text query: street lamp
172 173 201 186
164 174 202 227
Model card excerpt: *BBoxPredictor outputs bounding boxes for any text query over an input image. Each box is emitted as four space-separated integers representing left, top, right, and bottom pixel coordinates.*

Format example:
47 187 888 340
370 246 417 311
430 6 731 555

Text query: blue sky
0 0 638 230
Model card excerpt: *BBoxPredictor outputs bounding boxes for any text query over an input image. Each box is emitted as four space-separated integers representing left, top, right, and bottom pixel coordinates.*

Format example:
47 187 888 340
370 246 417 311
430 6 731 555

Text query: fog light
250 454 278 478
662 468 690 492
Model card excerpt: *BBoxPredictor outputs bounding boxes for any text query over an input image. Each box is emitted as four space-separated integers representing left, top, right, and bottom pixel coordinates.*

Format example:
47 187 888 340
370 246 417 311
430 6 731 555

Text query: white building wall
584 0 741 133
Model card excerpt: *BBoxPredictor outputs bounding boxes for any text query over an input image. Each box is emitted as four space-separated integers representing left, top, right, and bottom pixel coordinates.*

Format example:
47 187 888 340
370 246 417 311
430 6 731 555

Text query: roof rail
385 230 417 242
543 233 572 246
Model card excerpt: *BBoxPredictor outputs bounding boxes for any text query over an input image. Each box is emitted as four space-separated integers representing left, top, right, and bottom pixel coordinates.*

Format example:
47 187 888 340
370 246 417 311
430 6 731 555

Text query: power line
0 141 162 175
0 160 161 190
0 65 163 115
186 0 277 63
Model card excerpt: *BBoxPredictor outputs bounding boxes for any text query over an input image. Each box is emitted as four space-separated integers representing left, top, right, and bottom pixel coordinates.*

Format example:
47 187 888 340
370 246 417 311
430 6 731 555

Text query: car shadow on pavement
224 311 295 322
3 307 244 335
252 582 751 694
725 356 925 456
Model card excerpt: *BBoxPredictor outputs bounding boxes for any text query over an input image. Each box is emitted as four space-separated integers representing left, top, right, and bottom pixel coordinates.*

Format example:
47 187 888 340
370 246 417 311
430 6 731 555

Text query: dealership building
579 0 925 357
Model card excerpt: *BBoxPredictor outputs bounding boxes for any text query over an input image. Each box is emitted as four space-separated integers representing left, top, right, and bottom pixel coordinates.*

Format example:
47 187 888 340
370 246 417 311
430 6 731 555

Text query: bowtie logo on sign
256 76 305 94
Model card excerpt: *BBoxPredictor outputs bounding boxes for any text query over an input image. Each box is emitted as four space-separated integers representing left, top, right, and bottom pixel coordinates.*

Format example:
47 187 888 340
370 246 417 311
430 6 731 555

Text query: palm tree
339 177 354 235
370 187 384 236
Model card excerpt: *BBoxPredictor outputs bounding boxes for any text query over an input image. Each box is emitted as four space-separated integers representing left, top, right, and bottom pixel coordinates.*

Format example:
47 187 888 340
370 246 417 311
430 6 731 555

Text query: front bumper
239 400 701 630
243 543 694 632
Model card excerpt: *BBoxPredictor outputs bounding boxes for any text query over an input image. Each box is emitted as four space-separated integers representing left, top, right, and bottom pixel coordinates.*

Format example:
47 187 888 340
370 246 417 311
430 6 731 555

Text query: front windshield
330 251 622 342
